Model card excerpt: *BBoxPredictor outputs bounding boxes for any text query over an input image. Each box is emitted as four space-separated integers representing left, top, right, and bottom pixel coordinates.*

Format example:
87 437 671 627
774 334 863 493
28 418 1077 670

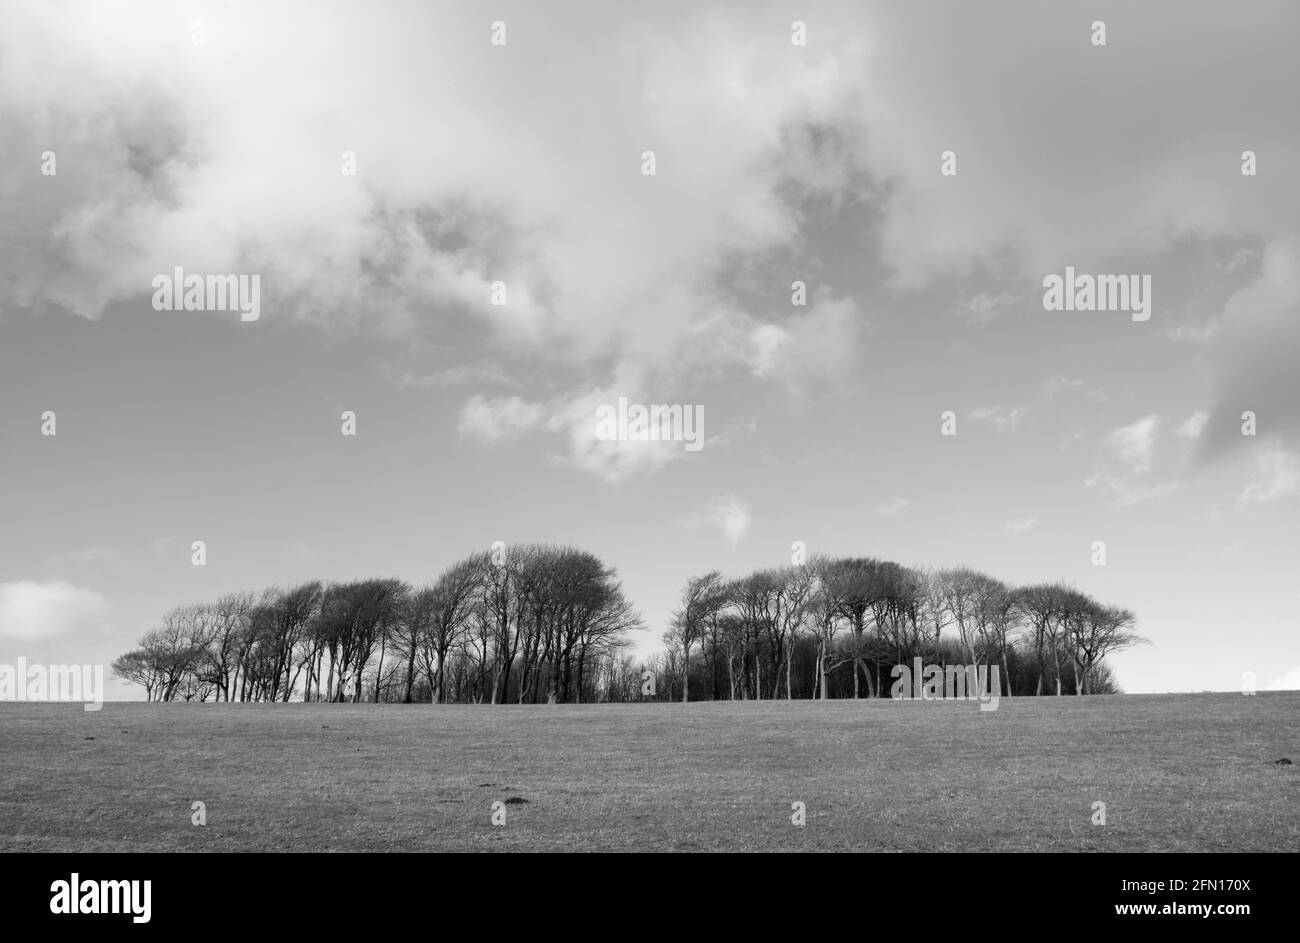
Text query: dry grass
1 692 1295 851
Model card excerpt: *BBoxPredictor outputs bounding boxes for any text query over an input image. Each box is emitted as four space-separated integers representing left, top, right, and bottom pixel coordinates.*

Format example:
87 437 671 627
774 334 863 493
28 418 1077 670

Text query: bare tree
823 558 882 698
670 570 725 703
1068 601 1146 695
1013 583 1069 696
111 650 161 701
976 578 1019 696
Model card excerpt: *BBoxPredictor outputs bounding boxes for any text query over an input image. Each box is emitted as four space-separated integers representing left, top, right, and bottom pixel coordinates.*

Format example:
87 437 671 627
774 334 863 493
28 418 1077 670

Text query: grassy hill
1 693 1295 851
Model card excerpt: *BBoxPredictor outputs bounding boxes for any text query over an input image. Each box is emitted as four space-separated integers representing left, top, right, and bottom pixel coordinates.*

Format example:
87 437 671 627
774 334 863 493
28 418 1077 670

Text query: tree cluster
112 544 643 704
664 557 1145 701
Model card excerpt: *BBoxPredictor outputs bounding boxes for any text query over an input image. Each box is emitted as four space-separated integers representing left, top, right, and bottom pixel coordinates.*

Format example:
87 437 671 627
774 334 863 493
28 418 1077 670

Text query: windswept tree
975 578 1019 696
142 607 204 701
772 564 817 699
201 591 253 701
939 567 988 666
805 557 843 700
114 546 1140 702
670 571 725 702
411 554 485 703
1067 601 1146 695
824 558 882 698
572 570 642 703
917 568 954 656
1014 583 1069 696
111 649 162 701
318 579 406 702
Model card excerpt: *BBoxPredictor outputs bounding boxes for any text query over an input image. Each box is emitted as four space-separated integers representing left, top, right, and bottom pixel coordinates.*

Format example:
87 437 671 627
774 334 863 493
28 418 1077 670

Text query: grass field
1 693 1296 852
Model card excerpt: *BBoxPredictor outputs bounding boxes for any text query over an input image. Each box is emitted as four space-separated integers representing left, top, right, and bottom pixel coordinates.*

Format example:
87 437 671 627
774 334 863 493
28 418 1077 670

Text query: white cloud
1238 440 1300 507
1265 664 1300 691
1001 517 1039 533
1176 410 1210 439
458 380 712 482
745 293 864 394
559 385 700 482
458 395 549 443
1084 472 1180 508
1085 415 1178 506
1164 320 1220 344
0 3 877 382
0 581 108 641
1042 375 1106 403
969 406 1026 432
748 324 787 378
1104 414 1163 473
874 497 910 517
708 495 752 548
53 545 122 567
953 291 1024 327
387 362 513 390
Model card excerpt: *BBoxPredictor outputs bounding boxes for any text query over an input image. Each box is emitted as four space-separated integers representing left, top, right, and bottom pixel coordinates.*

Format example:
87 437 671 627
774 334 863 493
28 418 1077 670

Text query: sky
1 0 1298 698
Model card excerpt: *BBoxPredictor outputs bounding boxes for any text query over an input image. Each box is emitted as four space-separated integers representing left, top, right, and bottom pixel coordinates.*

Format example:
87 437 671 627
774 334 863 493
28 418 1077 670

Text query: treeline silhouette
112 544 1144 703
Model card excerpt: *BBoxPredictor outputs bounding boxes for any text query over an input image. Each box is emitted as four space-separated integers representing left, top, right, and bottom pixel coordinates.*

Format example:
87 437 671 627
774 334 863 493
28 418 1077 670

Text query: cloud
1042 375 1106 403
1197 240 1300 463
52 545 123 567
8 1 1300 492
745 293 865 394
1001 517 1039 534
457 395 549 443
1104 414 1163 474
707 495 752 548
952 290 1025 327
969 406 1026 433
1163 321 1220 344
457 378 714 482
1265 664 1300 691
874 497 910 517
1084 472 1179 508
1238 440 1300 507
1084 415 1179 506
386 361 513 390
0 581 109 641
860 7 1300 291
1176 410 1210 439
560 384 706 482
0 3 877 374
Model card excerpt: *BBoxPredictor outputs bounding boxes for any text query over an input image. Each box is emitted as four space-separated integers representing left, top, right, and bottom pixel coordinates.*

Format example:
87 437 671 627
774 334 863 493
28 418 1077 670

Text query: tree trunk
373 637 386 703
403 642 416 703
682 643 689 703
